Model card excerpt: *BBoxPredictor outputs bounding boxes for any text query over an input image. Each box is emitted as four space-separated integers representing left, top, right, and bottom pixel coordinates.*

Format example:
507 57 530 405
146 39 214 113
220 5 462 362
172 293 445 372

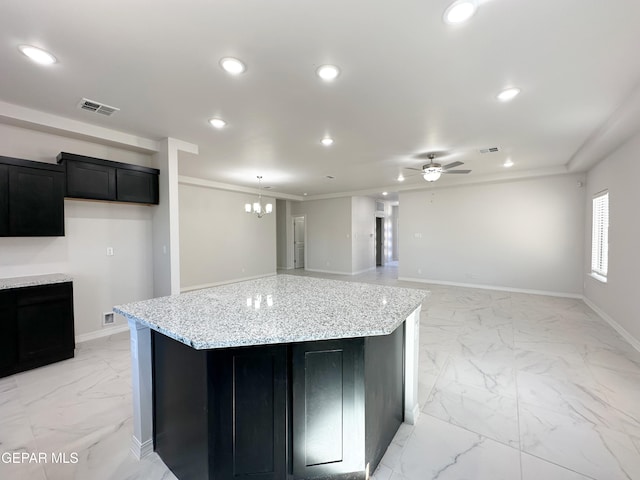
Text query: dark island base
152 324 404 480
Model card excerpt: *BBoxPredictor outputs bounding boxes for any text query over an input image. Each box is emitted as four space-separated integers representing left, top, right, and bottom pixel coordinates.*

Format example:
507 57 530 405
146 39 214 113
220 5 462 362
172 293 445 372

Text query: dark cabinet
116 168 159 204
0 291 18 373
153 333 287 480
0 156 65 237
65 158 116 201
0 282 75 378
212 345 288 480
57 152 159 205
16 283 75 364
291 339 366 479
151 328 404 480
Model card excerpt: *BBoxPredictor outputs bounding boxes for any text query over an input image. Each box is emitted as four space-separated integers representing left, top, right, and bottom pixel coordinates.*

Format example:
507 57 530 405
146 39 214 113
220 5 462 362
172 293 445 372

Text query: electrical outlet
106 247 114 256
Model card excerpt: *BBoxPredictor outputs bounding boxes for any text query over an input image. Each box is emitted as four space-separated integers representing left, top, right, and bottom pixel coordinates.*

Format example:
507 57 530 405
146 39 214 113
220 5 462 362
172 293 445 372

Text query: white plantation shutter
591 191 609 278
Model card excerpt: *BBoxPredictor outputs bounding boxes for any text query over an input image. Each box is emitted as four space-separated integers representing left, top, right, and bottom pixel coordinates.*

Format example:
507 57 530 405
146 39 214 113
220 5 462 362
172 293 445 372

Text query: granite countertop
114 274 427 350
0 273 73 291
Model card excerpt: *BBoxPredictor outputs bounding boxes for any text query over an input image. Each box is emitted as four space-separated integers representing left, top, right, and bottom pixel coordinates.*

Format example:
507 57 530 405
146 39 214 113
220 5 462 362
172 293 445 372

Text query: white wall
291 197 352 274
0 123 155 337
584 131 640 344
178 182 276 289
399 174 586 295
351 196 376 274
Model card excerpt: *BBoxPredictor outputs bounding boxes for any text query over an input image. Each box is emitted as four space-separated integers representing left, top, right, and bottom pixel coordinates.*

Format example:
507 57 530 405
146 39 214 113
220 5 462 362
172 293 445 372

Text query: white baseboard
352 266 377 275
582 297 640 353
131 436 153 460
304 267 377 276
75 324 130 344
180 272 276 293
404 405 420 426
304 268 352 276
397 276 583 299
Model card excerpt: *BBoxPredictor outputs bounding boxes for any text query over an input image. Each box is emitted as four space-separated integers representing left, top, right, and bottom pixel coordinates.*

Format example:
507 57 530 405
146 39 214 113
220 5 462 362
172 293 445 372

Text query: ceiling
2 0 640 199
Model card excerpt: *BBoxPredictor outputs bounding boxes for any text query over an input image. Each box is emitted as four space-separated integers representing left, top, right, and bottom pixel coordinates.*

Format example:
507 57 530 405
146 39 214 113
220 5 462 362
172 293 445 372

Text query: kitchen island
114 275 425 480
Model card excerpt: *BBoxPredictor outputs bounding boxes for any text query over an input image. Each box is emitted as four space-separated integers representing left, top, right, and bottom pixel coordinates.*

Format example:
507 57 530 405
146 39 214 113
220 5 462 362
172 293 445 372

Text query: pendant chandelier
245 176 273 218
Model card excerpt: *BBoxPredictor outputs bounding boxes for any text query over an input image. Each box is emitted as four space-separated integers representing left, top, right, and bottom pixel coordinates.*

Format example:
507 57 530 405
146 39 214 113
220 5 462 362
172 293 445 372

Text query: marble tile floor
1 266 638 479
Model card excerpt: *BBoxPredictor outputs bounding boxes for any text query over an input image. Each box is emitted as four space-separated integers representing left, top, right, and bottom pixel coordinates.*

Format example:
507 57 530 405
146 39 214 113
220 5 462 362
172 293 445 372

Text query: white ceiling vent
479 147 500 154
78 98 120 116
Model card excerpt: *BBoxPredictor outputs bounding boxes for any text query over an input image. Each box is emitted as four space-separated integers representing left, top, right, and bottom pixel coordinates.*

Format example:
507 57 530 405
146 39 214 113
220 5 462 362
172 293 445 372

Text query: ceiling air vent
479 147 500 154
78 98 120 116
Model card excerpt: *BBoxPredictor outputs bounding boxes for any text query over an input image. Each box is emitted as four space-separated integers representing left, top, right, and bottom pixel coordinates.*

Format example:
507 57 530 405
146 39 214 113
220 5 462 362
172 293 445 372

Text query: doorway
375 217 383 266
293 216 305 269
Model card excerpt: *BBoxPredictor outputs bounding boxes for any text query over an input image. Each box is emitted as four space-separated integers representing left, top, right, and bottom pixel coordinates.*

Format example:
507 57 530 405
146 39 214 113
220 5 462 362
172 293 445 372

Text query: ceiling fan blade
443 170 471 174
442 161 464 170
405 167 424 171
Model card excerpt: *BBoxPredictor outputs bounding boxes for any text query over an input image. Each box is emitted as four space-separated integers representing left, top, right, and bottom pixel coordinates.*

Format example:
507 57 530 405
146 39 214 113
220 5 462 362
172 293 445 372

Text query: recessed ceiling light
397 174 405 182
321 137 334 146
382 192 388 196
316 65 340 81
18 45 57 65
220 57 246 75
497 87 521 102
504 158 514 167
443 0 478 25
208 118 227 129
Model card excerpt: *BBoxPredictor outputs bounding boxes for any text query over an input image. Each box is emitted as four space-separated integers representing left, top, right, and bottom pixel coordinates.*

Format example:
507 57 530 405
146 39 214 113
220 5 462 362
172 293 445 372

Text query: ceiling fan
406 152 471 182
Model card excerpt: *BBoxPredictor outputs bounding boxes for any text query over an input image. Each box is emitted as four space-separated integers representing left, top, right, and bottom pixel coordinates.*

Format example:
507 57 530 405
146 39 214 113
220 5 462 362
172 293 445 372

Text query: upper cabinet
0 156 65 237
57 152 159 205
64 156 117 201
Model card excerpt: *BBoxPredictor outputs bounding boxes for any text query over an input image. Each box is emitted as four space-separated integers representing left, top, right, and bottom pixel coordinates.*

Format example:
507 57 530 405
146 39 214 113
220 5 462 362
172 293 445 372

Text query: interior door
293 216 305 269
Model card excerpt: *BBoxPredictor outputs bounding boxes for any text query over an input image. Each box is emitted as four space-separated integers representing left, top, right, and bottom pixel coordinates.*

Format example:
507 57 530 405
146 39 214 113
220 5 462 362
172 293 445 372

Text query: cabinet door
66 160 116 201
0 291 18 377
116 168 159 204
0 164 8 236
212 345 288 480
153 331 210 480
8 166 65 236
291 339 365 479
16 283 74 364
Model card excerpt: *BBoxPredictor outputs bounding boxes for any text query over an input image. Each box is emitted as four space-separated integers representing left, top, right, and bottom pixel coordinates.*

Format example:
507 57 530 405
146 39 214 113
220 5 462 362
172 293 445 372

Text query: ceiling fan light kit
423 166 443 182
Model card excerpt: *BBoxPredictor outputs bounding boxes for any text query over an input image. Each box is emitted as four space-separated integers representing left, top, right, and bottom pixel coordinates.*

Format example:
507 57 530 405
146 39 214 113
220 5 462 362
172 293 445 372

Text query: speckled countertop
114 274 427 350
0 273 73 291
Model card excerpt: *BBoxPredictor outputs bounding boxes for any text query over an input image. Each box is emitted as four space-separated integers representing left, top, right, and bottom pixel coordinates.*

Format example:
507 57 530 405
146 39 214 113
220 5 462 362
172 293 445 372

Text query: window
591 191 609 281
